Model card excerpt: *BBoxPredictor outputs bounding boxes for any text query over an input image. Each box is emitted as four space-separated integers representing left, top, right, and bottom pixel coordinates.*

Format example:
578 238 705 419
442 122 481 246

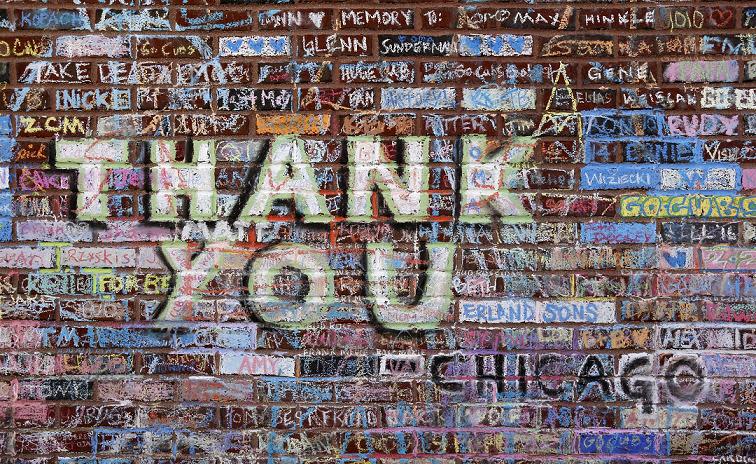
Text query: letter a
238 136 331 224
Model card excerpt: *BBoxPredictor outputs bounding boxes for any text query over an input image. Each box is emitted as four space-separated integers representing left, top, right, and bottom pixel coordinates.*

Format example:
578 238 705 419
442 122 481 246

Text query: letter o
665 356 705 402
247 243 335 327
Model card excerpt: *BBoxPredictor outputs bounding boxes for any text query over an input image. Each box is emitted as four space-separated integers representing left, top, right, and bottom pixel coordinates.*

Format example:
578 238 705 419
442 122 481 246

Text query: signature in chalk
714 456 756 464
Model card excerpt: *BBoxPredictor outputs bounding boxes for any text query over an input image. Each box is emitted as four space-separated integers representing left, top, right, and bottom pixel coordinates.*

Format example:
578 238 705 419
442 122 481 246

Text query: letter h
149 140 218 222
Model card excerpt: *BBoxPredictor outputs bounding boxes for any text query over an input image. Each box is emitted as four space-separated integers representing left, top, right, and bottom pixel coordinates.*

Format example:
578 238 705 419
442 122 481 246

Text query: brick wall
1 0 756 462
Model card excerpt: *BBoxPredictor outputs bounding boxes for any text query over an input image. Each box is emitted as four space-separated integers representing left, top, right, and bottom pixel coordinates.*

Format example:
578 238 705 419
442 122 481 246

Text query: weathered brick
259 9 332 30
379 35 453 56
1 2 753 461
95 8 170 31
175 9 255 31
136 36 208 58
17 9 91 31
300 34 372 57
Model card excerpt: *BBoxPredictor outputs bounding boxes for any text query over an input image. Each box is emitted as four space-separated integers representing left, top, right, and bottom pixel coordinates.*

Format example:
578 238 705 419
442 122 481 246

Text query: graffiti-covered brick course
0 0 755 462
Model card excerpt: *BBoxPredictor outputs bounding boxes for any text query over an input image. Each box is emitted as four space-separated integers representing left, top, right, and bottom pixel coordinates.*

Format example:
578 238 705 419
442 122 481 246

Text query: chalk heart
710 8 733 27
308 12 325 28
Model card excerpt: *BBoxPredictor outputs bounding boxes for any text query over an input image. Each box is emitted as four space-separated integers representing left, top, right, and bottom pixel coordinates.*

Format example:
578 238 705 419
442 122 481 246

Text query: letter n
348 136 430 222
